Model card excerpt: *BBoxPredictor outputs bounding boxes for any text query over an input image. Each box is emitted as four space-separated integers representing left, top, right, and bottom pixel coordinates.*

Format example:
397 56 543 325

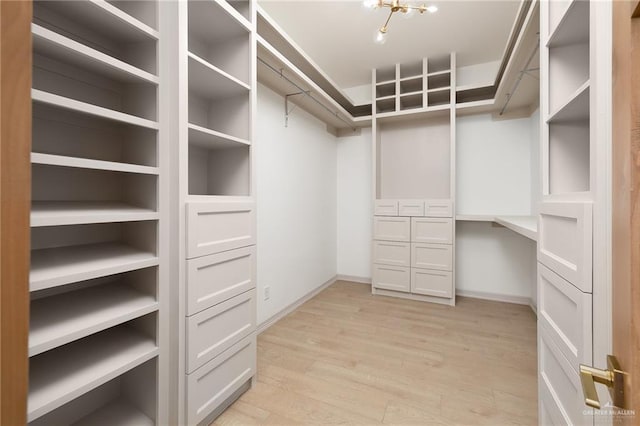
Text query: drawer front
186 290 256 373
372 241 410 267
374 199 399 216
411 243 453 271
186 201 255 259
411 217 453 244
187 335 256 426
411 268 452 298
372 264 410 292
398 199 425 217
373 216 410 242
538 201 592 292
538 264 592 371
187 246 255 316
424 199 453 217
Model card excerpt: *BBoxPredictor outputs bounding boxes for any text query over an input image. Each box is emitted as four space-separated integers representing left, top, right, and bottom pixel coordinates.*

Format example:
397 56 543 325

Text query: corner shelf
547 81 589 123
494 216 538 241
31 201 159 227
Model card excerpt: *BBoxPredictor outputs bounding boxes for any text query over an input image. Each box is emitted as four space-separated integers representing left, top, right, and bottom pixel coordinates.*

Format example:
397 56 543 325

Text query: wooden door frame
0 1 32 425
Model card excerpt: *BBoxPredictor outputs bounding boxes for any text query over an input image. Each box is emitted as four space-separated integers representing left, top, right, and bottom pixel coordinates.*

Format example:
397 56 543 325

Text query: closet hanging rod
499 40 539 116
258 57 356 131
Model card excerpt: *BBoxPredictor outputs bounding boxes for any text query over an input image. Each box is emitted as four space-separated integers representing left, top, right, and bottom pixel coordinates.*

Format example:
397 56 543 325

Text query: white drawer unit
424 199 453 217
187 335 256 426
186 201 256 259
538 201 592 292
186 246 255 316
374 199 399 216
411 268 452 298
411 217 453 244
372 264 410 292
411 243 453 271
398 199 425 216
372 240 410 267
186 290 256 374
373 216 411 242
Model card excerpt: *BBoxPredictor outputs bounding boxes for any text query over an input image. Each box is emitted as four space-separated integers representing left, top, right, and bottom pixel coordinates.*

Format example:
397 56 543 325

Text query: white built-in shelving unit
28 0 165 424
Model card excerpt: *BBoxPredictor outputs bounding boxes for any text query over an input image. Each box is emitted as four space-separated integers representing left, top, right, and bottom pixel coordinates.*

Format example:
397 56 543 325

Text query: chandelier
364 0 438 44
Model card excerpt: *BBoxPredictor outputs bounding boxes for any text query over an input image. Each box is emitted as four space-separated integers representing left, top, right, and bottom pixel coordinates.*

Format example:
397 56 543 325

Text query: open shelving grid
29 1 163 424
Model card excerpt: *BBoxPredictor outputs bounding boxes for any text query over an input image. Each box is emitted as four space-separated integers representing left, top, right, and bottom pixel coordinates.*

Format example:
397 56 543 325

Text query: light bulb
401 6 414 18
374 28 387 44
363 0 380 9
426 5 438 13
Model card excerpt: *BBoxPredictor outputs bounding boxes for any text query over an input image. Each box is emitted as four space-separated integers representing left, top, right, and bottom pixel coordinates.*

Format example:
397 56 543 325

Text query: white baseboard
257 275 338 335
456 289 532 307
336 274 371 284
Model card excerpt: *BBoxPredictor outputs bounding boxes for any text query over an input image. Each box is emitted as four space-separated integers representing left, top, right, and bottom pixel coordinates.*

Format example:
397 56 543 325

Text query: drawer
538 264 592 372
538 201 592 292
374 199 399 216
187 335 256 426
411 217 453 244
372 241 410 267
186 201 255 259
411 268 452 298
398 199 424 217
186 290 255 373
372 264 410 292
187 246 255 316
424 199 453 217
411 243 453 271
373 216 410 242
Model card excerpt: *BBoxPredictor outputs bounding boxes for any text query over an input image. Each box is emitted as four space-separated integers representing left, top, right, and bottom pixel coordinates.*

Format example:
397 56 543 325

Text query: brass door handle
579 355 626 409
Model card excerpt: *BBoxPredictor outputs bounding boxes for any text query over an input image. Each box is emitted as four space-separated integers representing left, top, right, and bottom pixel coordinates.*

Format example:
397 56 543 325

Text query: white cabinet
372 264 410 292
374 199 399 216
372 241 410 267
411 243 453 271
373 216 411 242
411 269 452 298
424 199 453 217
398 199 425 216
411 217 453 244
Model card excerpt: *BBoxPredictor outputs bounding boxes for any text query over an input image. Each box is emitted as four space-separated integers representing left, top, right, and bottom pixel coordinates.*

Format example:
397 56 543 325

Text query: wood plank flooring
214 281 538 425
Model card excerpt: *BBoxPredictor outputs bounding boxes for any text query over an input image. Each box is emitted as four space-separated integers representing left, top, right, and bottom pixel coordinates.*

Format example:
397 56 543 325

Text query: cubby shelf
30 283 158 356
547 0 589 47
376 94 396 101
188 52 250 100
28 327 158 422
30 243 158 292
426 69 450 77
73 398 155 426
427 87 451 93
188 123 250 150
32 90 159 130
31 153 159 175
376 79 396 86
399 75 422 82
31 201 159 227
32 24 158 84
547 80 589 123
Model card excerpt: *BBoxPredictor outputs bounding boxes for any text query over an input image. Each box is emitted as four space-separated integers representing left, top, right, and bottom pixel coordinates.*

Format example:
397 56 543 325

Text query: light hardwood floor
214 281 538 425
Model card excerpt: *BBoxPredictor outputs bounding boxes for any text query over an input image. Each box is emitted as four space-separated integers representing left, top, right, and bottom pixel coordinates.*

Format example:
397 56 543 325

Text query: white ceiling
259 0 522 89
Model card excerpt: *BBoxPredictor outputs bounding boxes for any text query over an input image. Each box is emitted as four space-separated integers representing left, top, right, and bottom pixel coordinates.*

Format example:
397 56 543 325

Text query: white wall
337 128 373 279
343 83 372 106
456 60 500 87
256 83 338 325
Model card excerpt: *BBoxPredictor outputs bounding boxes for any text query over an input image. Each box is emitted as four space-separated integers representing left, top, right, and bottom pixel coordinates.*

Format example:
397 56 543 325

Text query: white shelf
376 104 450 123
30 243 158 292
400 75 422 82
547 81 589 123
427 69 450 77
376 94 396 101
31 201 158 227
376 79 396 86
455 215 496 222
188 123 250 150
494 216 538 241
188 0 250 42
427 86 451 93
188 52 250 100
73 398 154 426
547 0 589 47
28 327 158 422
30 283 158 356
31 153 159 175
32 90 159 130
32 24 158 84
400 91 423 97
39 0 158 42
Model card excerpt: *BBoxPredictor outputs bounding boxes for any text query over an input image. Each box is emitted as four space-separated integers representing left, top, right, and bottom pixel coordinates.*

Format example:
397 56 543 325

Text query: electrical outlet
264 286 270 301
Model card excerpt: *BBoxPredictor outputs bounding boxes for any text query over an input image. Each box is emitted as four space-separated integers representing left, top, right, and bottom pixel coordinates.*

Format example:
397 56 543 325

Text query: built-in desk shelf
455 215 538 241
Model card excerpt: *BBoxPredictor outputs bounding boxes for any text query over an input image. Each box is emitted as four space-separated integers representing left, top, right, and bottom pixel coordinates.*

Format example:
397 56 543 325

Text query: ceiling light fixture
365 0 437 43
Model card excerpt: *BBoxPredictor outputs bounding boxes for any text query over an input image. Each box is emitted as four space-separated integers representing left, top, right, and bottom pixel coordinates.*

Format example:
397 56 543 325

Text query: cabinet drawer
374 199 398 216
373 216 410 242
372 264 410 292
398 199 424 217
411 217 453 244
411 268 452 298
538 201 592 292
186 290 255 373
186 201 255 259
425 199 453 217
411 243 453 271
538 264 592 371
372 241 410 267
187 246 255 316
187 335 256 426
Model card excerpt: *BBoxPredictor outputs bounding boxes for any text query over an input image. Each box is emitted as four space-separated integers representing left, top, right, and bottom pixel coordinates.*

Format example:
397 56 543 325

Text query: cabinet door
373 216 410 242
411 243 453 271
538 201 592 292
372 241 410 267
372 264 410 292
411 217 453 244
411 268 452 298
398 199 425 217
424 199 453 217
374 199 399 216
